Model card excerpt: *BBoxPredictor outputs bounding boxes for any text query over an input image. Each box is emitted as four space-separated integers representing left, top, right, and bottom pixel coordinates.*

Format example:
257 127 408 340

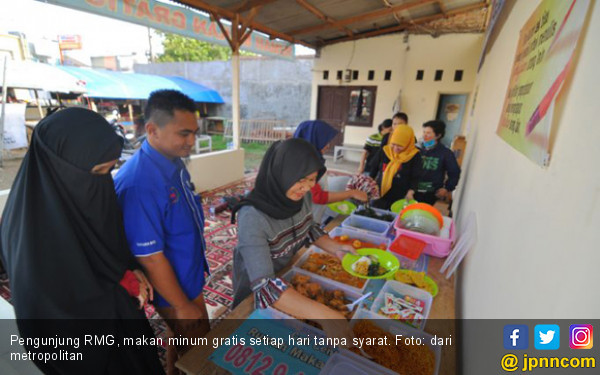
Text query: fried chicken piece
331 290 345 300
304 282 321 298
328 298 345 310
291 274 310 286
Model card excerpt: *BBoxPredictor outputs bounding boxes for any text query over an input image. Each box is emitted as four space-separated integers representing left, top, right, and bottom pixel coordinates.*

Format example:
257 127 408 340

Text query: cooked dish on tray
351 255 388 277
350 320 435 375
290 274 355 319
300 252 366 288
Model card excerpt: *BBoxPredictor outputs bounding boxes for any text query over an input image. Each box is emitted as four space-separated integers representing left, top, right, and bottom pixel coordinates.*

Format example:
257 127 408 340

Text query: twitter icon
535 325 560 350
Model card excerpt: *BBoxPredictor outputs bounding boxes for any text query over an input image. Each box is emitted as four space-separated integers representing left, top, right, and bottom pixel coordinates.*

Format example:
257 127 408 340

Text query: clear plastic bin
328 226 390 249
394 215 456 257
292 246 369 293
341 214 392 235
370 280 433 330
351 308 441 375
353 206 398 223
393 252 429 272
389 234 427 271
281 268 363 318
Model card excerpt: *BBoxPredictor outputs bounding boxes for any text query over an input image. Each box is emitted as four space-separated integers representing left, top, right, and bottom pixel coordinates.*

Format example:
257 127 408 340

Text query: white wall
311 34 406 147
401 33 483 135
456 0 600 319
311 33 482 150
0 151 245 214
187 149 245 193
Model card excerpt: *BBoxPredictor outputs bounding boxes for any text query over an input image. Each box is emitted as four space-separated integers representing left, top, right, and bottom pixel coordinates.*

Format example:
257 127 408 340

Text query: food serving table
177 218 456 375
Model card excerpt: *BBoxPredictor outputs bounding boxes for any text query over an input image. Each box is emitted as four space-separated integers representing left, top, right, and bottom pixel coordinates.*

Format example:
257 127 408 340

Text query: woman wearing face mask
415 120 461 205
372 125 422 210
0 108 164 374
231 138 356 340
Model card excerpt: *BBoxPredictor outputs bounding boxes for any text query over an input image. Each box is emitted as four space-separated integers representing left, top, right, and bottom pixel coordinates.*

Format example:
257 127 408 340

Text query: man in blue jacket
114 90 209 374
416 120 461 205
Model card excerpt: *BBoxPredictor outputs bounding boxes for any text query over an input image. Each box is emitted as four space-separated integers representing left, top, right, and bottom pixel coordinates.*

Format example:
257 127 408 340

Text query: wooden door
317 86 347 152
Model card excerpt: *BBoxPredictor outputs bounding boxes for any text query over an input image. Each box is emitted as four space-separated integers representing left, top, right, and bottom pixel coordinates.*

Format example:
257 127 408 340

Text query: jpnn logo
504 325 529 350
570 325 593 349
534 325 560 350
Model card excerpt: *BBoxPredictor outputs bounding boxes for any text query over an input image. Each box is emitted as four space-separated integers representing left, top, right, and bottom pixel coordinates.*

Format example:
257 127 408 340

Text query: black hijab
0 108 164 373
0 107 136 319
233 138 326 221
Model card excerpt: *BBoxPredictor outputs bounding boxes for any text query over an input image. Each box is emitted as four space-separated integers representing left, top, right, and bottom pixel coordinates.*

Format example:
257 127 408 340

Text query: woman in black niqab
0 107 164 374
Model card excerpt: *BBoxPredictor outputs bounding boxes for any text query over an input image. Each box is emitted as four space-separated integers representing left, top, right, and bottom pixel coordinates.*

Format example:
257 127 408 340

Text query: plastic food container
388 235 427 270
320 351 396 375
351 308 441 375
393 215 455 257
293 246 369 293
353 206 398 223
370 280 433 330
341 214 392 236
281 268 363 319
328 226 391 250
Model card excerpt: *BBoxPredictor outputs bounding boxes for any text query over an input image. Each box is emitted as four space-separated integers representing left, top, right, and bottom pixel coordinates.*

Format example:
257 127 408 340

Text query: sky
0 0 314 62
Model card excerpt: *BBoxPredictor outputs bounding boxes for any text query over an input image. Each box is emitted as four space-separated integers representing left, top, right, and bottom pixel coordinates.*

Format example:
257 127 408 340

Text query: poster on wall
496 0 590 166
2 103 28 150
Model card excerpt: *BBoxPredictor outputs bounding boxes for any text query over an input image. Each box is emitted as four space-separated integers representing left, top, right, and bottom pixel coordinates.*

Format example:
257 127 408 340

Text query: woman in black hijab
231 138 355 341
0 108 164 374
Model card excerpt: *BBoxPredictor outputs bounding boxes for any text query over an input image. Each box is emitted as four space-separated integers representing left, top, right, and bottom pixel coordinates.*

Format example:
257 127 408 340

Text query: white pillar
231 51 241 150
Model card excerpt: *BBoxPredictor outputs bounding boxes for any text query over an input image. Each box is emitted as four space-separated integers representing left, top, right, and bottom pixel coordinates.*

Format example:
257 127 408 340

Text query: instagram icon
570 325 593 349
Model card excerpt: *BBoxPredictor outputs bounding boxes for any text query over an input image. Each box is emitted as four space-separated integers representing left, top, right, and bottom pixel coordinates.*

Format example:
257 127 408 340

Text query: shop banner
2 103 28 150
496 0 590 166
41 0 295 59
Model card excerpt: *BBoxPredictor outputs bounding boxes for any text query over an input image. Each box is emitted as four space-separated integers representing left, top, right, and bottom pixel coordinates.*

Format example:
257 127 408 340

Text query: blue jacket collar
142 140 182 179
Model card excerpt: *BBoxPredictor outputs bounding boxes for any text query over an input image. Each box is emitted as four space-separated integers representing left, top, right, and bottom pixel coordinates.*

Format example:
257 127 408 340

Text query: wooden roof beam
209 11 234 50
322 2 488 45
296 0 353 37
176 0 316 49
288 0 437 36
230 0 278 13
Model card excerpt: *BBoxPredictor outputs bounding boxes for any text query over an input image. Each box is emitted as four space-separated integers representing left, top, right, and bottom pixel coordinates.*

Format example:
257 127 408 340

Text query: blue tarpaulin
57 66 224 103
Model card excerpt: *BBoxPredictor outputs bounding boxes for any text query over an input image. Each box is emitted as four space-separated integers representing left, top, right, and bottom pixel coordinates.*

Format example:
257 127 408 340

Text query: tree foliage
156 32 256 62
157 32 232 62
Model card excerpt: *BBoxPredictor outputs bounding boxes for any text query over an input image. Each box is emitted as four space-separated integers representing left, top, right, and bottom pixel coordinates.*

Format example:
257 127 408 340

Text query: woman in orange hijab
372 125 422 210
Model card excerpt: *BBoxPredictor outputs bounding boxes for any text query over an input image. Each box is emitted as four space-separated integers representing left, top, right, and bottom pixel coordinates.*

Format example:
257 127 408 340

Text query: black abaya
0 108 164 374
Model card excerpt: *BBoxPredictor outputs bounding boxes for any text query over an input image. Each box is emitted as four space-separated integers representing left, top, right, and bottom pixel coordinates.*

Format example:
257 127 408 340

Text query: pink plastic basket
393 216 455 258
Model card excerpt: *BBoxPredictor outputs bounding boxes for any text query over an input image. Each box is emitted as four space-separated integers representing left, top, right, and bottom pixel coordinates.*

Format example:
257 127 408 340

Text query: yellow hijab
381 125 419 197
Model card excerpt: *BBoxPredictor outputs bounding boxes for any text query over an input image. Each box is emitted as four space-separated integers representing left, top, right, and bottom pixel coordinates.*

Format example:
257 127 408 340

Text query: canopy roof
4 60 85 93
57 66 224 103
175 0 489 49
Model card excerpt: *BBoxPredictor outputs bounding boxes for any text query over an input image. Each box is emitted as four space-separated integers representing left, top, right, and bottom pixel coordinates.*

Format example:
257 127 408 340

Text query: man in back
114 89 209 374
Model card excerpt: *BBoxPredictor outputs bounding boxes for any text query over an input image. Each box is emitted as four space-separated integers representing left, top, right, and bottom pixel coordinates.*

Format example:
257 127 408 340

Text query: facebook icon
504 325 529 350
